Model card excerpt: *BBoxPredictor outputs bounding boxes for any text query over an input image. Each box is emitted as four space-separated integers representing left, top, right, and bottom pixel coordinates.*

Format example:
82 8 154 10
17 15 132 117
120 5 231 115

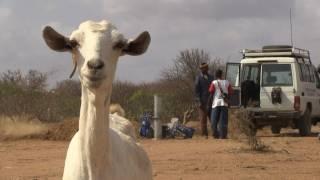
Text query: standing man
209 69 232 139
195 62 214 137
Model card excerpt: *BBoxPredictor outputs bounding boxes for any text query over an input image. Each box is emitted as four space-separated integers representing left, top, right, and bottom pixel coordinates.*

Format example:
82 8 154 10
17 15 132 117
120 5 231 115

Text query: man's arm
194 76 201 102
209 81 215 94
228 83 233 95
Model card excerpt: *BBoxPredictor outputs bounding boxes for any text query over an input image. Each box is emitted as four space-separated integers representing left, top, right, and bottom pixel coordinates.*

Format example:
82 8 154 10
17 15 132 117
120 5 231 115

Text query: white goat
42 20 152 180
109 104 137 140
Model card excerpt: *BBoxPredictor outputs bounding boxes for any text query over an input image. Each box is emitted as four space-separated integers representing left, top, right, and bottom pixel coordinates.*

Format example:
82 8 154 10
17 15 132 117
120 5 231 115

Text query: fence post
154 94 162 139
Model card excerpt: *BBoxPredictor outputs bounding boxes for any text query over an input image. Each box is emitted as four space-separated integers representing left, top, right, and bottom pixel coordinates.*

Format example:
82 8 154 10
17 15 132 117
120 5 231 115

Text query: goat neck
78 84 112 179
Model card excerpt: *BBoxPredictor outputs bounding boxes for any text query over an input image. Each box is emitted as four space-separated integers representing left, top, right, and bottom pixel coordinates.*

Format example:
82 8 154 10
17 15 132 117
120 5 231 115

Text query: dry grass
229 108 270 152
44 118 78 141
0 104 130 141
0 116 48 140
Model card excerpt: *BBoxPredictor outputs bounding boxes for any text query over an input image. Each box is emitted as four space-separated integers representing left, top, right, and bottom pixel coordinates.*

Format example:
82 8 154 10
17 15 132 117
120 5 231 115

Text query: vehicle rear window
262 64 293 86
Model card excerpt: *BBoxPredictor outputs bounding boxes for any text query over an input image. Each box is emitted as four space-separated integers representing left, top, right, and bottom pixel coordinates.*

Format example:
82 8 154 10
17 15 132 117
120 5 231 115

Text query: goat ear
123 31 151 56
42 26 77 52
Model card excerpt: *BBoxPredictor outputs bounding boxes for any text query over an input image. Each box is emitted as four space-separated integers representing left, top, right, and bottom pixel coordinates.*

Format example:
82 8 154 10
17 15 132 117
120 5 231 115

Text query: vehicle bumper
246 108 300 127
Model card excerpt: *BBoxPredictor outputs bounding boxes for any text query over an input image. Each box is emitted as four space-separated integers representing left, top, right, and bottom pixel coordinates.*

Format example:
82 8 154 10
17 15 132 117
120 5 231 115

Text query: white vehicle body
226 45 320 135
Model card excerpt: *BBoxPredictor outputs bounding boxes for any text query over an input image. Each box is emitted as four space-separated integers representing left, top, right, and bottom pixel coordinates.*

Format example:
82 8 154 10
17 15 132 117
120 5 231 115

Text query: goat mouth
81 75 105 88
81 76 103 88
87 76 103 82
83 74 105 82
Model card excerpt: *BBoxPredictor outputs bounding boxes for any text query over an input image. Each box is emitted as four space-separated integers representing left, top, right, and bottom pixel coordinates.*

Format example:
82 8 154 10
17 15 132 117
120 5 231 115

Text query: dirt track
0 128 320 180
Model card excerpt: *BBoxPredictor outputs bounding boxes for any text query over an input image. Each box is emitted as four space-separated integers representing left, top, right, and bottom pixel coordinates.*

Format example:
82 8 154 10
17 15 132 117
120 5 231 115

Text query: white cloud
1 0 320 86
0 7 11 17
0 7 11 24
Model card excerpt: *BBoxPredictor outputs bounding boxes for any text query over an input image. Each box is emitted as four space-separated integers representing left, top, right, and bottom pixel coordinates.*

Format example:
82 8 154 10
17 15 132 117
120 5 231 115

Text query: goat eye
70 40 79 48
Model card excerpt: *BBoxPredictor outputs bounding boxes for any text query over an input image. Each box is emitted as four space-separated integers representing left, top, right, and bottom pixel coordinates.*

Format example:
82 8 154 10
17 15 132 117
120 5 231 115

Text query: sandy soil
0 128 320 180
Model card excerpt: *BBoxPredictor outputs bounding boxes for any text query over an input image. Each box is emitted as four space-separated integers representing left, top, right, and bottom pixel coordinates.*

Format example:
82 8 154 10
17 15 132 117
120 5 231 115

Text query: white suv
226 45 320 136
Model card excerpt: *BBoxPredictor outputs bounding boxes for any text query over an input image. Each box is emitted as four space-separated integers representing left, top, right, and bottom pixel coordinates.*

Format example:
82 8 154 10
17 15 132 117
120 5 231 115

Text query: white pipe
154 94 162 139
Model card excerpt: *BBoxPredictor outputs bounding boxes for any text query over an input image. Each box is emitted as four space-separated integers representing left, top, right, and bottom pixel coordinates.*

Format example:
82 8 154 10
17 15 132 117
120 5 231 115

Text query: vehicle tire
271 125 281 134
298 108 311 136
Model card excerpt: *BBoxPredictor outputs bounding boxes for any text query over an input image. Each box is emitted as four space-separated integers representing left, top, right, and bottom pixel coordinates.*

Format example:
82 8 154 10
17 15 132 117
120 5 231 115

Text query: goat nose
87 60 104 70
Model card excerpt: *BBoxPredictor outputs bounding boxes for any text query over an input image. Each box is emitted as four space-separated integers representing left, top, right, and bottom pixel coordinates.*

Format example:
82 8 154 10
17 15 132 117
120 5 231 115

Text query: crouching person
209 69 232 139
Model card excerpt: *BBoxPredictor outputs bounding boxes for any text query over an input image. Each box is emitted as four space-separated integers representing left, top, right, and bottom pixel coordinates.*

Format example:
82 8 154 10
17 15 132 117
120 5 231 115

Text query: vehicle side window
298 63 305 81
308 65 315 82
226 63 240 87
302 64 311 82
315 71 320 88
307 64 312 82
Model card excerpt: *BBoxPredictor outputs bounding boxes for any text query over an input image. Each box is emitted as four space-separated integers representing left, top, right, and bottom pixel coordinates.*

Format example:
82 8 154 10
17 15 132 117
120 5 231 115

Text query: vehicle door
312 66 320 117
225 63 240 107
260 63 295 110
296 58 317 114
241 64 261 107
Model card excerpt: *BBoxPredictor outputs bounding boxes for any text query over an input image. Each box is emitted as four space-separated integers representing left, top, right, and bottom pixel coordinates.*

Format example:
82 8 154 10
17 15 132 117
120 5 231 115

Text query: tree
111 80 137 111
160 49 210 118
25 70 47 91
162 49 210 92
48 79 81 120
160 49 225 120
54 79 81 97
0 70 49 121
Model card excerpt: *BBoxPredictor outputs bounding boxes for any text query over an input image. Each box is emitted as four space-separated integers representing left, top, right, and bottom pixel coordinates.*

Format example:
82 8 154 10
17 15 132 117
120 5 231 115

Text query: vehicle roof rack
242 45 311 60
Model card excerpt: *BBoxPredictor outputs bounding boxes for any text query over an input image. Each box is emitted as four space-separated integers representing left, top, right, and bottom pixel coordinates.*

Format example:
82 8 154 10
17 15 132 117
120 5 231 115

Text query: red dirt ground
0 127 320 180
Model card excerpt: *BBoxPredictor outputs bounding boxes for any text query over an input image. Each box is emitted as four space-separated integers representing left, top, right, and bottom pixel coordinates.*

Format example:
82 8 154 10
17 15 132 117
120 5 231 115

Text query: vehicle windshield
262 64 292 86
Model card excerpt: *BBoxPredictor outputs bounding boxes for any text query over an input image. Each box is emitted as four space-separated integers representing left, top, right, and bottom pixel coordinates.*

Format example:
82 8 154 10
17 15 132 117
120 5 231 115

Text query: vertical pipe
290 8 294 46
154 94 162 139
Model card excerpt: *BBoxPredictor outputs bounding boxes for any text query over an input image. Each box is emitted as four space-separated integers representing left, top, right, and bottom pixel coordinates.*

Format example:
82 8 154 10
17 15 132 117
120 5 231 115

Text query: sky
1 0 320 86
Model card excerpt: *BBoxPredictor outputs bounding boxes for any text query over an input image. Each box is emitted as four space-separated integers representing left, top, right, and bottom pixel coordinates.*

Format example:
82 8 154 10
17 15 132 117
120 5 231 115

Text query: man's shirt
209 79 232 108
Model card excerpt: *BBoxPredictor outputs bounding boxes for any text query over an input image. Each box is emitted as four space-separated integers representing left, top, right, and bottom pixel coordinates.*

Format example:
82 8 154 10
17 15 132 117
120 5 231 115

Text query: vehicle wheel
271 126 281 134
298 108 311 136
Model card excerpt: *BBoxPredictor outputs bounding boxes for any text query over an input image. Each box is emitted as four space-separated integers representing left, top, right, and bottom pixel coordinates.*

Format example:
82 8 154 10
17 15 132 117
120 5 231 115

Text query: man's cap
199 62 209 69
